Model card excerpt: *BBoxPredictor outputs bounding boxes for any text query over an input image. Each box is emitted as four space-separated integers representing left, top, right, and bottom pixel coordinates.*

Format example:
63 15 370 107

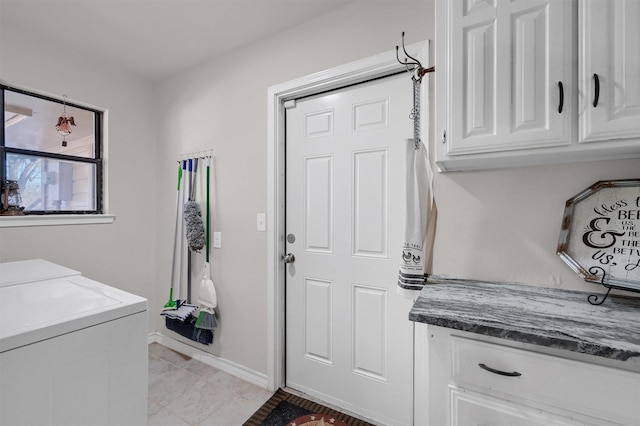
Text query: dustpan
199 262 217 309
196 263 217 330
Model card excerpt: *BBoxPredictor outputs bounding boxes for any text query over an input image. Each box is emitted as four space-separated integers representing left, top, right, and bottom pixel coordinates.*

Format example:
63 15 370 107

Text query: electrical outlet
213 232 221 248
257 213 266 232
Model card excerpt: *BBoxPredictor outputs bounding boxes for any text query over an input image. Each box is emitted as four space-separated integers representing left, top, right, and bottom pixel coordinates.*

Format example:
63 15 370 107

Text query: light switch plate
213 232 221 248
257 213 266 232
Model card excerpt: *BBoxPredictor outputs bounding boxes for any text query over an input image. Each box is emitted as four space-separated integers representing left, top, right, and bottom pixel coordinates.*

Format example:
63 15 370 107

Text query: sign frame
558 179 640 295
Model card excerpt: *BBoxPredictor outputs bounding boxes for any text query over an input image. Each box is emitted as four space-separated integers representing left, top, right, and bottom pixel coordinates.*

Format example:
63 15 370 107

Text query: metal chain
410 77 421 150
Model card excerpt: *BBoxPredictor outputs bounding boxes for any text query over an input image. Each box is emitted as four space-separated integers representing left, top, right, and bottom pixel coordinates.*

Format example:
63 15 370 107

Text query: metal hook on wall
395 32 433 150
177 149 214 162
395 32 435 82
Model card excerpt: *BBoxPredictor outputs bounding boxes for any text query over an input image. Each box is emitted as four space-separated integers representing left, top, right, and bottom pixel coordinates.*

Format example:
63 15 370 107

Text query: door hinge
442 130 447 144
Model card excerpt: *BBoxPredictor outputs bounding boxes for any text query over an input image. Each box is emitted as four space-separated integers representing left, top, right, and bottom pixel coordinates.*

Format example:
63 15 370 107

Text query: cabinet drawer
450 386 589 426
451 336 640 425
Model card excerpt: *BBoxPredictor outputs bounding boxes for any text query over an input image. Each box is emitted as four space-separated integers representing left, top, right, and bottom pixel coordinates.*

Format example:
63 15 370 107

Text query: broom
196 156 217 331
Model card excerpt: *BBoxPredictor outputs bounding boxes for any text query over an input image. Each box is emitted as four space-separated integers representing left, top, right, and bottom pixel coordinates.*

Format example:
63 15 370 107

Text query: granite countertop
409 277 640 363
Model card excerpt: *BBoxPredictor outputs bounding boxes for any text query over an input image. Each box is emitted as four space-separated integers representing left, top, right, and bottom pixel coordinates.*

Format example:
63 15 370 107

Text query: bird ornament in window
55 95 76 147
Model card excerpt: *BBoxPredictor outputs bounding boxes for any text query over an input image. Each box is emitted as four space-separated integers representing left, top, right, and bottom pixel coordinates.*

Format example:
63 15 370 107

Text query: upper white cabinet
436 0 640 172
441 0 573 154
579 0 640 143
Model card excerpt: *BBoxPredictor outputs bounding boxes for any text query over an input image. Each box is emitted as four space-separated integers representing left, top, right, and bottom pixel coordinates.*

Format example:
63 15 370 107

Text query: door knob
282 253 295 264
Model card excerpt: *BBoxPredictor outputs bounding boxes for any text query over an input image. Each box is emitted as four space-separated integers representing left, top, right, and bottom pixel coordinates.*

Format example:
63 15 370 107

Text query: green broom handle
206 160 210 263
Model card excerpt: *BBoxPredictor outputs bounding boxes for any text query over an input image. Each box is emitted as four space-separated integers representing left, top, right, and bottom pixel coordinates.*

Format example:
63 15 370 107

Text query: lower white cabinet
417 324 640 426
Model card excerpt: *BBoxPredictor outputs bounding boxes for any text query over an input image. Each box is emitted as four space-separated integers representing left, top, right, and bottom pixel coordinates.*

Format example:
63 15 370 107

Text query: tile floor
148 343 273 426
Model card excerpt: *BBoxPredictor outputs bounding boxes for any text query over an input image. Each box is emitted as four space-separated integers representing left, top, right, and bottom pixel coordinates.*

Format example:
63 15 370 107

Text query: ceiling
0 0 357 82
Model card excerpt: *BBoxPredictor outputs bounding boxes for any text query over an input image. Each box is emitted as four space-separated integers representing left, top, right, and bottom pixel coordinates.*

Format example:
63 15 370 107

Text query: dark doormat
243 388 376 426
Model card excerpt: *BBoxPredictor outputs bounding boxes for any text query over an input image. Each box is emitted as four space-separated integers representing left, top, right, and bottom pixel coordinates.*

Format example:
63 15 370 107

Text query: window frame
1 84 104 215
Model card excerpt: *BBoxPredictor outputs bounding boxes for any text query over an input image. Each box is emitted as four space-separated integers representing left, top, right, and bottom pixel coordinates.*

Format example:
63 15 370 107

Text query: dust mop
184 158 205 252
196 156 217 331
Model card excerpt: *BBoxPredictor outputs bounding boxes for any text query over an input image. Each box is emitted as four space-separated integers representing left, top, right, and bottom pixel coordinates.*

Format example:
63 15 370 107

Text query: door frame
266 41 430 392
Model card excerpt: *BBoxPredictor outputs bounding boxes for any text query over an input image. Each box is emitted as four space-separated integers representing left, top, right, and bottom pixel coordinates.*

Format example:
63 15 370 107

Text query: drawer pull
557 81 564 113
593 73 600 107
478 363 522 377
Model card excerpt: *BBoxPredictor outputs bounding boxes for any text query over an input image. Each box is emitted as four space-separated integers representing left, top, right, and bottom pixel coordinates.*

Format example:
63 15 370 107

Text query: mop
180 159 199 313
162 160 197 320
196 156 217 331
162 304 198 321
163 162 182 311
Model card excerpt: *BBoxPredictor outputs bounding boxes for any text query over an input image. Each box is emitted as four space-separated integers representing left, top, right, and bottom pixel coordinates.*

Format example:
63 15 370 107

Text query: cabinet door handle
478 363 522 377
593 73 600 107
557 81 564 113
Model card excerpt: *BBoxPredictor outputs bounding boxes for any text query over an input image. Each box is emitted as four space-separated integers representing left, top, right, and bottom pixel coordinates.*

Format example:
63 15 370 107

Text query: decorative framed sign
557 179 640 304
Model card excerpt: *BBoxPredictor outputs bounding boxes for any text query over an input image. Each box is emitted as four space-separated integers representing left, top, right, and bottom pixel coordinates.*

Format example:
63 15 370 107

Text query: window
1 86 102 214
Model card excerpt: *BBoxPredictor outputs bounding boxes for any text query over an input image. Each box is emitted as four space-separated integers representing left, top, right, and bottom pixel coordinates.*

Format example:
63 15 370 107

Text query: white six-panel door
285 73 415 426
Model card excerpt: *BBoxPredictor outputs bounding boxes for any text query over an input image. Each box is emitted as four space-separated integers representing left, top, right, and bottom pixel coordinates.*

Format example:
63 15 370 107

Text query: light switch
213 232 221 248
257 213 266 232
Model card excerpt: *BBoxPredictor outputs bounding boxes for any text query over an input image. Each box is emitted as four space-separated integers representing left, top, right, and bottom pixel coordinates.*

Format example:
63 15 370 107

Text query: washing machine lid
0 275 147 353
0 259 80 287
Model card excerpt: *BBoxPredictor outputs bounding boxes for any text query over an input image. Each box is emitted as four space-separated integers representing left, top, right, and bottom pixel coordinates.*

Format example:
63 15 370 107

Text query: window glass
6 153 97 212
4 90 95 158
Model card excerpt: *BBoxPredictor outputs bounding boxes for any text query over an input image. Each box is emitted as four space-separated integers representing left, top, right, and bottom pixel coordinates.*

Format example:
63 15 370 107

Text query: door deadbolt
287 234 296 244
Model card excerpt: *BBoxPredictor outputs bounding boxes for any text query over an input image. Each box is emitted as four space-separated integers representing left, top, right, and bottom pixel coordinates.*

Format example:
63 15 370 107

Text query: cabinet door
0 312 148 426
580 0 640 142
451 388 592 426
441 0 573 155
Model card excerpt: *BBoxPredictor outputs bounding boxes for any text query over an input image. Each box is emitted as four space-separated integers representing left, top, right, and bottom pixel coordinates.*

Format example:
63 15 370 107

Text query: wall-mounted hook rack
395 32 434 82
177 148 214 162
395 32 433 150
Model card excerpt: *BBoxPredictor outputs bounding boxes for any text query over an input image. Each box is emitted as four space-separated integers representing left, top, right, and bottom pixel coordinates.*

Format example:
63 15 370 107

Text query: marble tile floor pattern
148 343 272 425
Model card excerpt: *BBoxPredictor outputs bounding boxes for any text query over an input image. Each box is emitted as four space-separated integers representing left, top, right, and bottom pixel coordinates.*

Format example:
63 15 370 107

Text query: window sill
0 214 115 228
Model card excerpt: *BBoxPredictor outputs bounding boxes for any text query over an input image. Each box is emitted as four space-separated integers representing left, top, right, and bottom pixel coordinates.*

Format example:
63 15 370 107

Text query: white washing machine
0 259 148 426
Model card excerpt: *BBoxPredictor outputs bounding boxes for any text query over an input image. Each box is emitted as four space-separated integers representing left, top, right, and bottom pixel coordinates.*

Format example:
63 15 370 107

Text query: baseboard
148 331 161 344
147 331 270 390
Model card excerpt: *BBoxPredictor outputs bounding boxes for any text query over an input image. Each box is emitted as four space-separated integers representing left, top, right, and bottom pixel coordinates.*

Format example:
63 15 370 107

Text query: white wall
153 2 434 374
0 22 159 318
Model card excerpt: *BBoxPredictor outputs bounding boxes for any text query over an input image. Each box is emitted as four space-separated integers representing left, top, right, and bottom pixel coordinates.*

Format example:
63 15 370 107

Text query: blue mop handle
188 158 194 200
